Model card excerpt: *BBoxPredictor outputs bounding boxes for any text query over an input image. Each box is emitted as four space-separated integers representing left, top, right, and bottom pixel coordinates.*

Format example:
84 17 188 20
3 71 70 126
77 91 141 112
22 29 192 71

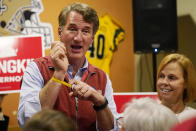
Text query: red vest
34 56 107 131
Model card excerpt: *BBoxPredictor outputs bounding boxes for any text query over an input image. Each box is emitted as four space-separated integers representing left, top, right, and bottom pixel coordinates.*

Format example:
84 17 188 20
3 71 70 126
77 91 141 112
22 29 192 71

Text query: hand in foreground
50 41 69 79
69 79 105 106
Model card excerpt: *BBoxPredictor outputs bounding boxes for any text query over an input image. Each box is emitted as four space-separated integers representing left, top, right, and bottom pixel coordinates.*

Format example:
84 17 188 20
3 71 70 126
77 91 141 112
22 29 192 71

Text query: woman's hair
22 109 77 131
58 2 99 35
157 53 196 104
122 97 178 131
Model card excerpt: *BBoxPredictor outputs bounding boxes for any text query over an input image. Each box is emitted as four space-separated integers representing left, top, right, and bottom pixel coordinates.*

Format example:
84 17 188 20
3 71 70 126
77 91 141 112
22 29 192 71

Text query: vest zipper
74 71 95 128
75 97 78 129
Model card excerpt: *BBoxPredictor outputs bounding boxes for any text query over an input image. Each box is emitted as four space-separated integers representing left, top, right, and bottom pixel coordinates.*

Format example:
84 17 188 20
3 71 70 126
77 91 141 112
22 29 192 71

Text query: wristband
93 97 108 111
51 77 72 88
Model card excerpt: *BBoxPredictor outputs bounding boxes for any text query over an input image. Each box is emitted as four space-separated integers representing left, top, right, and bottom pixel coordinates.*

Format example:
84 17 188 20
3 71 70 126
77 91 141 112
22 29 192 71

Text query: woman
156 53 196 122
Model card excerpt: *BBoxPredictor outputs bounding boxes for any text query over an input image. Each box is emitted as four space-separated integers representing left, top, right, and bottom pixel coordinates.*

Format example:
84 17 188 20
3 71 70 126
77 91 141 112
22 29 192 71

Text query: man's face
58 11 94 61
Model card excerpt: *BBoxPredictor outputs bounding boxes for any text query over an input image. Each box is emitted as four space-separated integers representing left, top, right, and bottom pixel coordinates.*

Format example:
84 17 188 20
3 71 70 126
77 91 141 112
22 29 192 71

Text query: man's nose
74 31 83 42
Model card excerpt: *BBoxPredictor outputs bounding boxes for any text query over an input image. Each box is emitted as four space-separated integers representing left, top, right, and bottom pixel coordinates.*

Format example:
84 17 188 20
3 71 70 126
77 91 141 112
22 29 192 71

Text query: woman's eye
159 74 164 78
168 75 176 80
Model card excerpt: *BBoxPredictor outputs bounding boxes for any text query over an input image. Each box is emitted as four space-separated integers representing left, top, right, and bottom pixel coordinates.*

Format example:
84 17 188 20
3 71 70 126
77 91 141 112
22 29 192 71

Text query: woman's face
157 62 185 104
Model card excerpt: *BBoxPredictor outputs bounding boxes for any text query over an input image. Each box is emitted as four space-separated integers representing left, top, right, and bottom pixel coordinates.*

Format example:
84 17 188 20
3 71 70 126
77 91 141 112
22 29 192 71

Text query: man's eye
82 29 90 33
69 27 77 31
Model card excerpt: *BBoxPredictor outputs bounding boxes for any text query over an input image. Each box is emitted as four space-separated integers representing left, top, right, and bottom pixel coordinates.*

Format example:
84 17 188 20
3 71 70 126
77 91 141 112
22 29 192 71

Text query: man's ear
58 27 62 38
90 39 94 46
91 36 94 44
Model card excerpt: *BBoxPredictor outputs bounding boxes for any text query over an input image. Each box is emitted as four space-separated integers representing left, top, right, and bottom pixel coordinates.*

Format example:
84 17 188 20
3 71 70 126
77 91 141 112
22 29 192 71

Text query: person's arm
39 42 68 109
94 95 114 131
39 70 65 108
18 42 68 127
17 61 43 127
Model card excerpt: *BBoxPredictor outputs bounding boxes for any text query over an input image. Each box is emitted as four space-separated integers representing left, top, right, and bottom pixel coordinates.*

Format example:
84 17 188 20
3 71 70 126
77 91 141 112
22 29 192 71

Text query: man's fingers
80 88 88 94
50 42 67 59
51 41 59 49
51 41 66 53
69 92 73 97
69 79 79 86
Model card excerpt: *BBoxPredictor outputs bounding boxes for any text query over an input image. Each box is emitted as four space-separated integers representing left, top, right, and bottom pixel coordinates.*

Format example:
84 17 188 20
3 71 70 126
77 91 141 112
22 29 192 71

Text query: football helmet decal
0 0 53 49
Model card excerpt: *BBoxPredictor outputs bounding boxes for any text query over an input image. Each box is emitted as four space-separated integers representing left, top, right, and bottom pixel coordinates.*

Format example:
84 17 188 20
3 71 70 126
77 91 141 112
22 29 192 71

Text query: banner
113 92 159 113
0 35 44 94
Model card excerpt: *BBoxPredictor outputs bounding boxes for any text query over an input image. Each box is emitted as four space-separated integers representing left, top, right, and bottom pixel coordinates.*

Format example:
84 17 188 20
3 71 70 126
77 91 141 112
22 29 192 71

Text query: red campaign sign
113 92 159 113
0 35 44 94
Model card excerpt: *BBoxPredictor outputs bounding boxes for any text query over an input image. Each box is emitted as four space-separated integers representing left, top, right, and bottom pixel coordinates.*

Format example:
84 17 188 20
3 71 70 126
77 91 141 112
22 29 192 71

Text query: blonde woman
156 53 196 122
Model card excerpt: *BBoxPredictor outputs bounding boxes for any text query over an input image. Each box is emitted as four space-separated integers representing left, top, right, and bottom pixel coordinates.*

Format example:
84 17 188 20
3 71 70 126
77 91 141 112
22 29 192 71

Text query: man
17 2 118 131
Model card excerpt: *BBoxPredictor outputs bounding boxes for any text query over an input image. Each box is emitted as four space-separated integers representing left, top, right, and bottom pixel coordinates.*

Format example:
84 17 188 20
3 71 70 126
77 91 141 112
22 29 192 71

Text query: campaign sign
113 92 159 113
0 35 44 94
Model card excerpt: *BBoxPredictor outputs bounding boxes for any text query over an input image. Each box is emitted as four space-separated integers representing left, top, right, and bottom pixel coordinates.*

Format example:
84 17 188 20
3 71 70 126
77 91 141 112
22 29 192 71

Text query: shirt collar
68 57 88 73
